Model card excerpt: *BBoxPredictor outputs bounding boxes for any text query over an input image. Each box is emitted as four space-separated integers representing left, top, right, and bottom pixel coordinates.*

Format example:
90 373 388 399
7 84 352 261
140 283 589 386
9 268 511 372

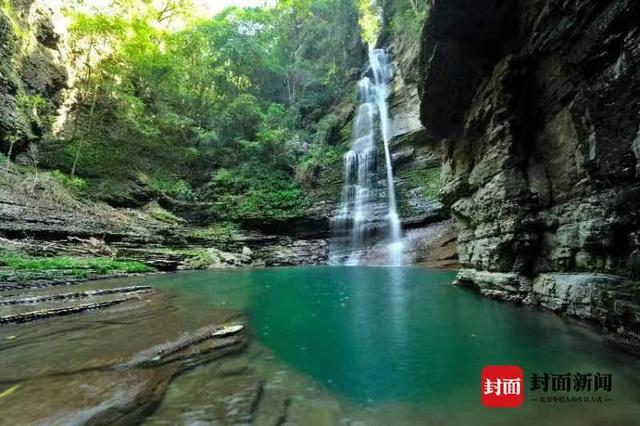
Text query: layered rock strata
419 0 640 350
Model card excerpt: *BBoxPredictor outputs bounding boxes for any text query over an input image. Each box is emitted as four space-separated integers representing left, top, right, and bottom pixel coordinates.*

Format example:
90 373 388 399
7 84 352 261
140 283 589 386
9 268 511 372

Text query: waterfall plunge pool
2 266 640 424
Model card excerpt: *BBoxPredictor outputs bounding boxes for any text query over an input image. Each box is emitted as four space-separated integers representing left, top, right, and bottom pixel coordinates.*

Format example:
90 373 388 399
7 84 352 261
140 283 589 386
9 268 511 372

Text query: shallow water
2 266 640 425
146 266 640 424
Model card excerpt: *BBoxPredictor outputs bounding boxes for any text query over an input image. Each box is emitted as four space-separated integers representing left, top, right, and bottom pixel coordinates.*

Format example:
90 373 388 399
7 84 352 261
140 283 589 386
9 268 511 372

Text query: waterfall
330 48 403 266
371 49 403 266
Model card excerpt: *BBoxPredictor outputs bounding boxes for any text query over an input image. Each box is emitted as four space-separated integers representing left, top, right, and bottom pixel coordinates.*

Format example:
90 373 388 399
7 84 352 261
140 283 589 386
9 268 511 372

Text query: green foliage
313 113 340 144
188 222 238 245
17 94 54 133
209 166 306 220
36 0 363 222
148 177 196 202
404 166 442 200
237 184 305 219
358 0 381 44
184 250 214 270
52 170 87 193
220 94 264 142
146 203 185 224
209 168 249 194
0 0 26 38
395 165 441 218
389 0 429 44
296 141 346 188
0 255 152 275
419 166 442 200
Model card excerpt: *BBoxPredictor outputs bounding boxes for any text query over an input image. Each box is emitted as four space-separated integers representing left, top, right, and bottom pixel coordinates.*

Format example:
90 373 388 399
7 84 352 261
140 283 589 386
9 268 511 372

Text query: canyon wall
0 0 68 159
418 0 640 350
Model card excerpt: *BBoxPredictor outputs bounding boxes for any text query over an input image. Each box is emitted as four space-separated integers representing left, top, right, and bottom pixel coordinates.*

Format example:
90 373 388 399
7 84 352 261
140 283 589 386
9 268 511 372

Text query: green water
149 266 640 424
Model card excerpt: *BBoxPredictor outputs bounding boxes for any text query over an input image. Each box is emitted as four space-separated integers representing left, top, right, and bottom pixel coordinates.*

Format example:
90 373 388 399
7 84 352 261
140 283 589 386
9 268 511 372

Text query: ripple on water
2 267 640 425
145 266 640 425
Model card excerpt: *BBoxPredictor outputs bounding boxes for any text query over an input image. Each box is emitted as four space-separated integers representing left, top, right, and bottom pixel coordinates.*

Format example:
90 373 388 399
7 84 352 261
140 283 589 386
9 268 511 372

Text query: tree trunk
71 82 98 178
5 139 16 171
70 146 81 177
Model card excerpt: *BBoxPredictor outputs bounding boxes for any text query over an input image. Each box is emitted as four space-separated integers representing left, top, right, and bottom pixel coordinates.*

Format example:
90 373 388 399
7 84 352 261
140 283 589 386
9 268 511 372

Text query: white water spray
330 48 403 265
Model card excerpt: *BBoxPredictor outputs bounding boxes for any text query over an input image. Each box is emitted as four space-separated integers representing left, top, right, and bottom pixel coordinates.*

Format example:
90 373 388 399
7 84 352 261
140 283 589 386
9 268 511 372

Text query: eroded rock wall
0 0 68 158
419 0 640 350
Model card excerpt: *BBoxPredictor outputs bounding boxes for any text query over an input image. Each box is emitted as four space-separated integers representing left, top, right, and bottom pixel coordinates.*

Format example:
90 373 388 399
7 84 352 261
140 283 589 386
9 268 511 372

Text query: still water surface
147 266 640 424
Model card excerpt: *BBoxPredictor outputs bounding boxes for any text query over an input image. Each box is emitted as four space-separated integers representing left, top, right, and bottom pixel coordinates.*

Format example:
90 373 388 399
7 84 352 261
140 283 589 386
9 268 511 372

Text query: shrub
208 166 307 221
149 177 196 202
0 254 152 275
296 142 346 188
390 1 429 44
52 169 87 193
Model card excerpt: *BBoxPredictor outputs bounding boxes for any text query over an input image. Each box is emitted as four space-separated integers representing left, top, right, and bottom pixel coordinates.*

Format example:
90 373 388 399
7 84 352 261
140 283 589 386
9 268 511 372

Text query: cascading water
330 48 403 265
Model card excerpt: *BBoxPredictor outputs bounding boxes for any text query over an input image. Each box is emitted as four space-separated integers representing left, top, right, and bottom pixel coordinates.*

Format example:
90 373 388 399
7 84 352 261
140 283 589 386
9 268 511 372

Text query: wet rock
145 364 263 425
217 354 250 376
454 269 530 302
0 367 176 425
19 45 67 98
385 29 448 232
283 396 342 426
391 146 416 165
0 284 249 424
260 239 329 266
253 394 291 426
0 285 151 305
416 223 460 269
128 324 246 367
0 171 178 246
240 215 331 240
532 273 620 318
0 294 144 325
186 247 253 269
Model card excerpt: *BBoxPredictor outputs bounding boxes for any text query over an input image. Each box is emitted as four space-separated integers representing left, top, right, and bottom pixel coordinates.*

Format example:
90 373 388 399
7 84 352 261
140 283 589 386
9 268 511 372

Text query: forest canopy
7 0 427 223
31 0 364 221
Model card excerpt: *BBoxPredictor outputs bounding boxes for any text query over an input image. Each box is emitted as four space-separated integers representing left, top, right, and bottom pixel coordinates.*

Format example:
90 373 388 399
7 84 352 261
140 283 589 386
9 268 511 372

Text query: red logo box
481 365 524 408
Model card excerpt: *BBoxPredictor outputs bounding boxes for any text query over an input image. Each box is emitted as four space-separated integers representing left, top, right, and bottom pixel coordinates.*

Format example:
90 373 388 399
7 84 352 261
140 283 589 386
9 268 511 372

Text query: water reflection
5 267 640 425
145 267 640 420
243 267 463 402
231 267 640 409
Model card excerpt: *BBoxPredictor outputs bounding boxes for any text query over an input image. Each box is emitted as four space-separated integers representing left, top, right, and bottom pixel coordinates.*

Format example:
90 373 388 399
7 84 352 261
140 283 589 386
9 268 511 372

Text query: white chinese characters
483 378 522 396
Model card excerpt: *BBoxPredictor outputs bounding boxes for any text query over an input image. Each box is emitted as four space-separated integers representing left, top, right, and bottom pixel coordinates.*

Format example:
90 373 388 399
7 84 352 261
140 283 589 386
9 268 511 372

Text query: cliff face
419 0 640 350
0 0 68 159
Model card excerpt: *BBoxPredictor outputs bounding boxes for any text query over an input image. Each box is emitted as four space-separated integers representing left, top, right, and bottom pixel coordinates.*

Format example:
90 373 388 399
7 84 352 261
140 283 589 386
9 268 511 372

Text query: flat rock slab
0 285 152 306
0 367 176 425
0 295 143 324
144 364 263 425
0 279 249 424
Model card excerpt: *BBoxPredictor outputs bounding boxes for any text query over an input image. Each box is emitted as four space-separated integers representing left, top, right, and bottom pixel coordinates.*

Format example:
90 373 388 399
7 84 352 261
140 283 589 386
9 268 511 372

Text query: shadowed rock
0 282 249 425
418 0 640 351
0 285 152 305
0 296 142 325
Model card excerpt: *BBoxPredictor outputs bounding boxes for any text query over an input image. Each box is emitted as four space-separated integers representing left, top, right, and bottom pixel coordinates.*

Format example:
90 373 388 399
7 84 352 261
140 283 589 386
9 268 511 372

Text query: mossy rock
143 201 186 225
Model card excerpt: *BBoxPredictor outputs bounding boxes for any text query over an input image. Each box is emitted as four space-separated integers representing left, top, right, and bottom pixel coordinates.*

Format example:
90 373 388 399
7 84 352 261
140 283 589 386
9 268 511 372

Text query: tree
39 0 364 221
